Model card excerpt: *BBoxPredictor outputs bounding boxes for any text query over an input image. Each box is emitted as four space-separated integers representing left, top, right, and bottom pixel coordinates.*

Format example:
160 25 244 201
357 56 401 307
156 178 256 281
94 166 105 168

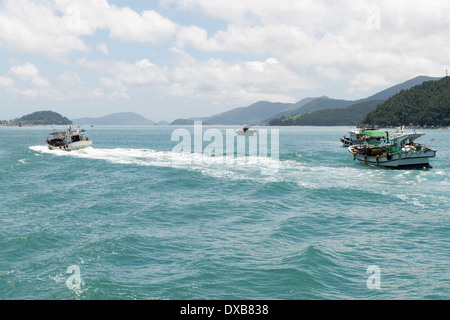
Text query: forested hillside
269 100 383 126
362 77 450 127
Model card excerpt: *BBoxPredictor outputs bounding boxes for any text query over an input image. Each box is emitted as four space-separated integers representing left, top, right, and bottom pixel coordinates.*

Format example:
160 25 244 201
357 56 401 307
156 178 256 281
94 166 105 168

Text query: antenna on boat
429 138 435 147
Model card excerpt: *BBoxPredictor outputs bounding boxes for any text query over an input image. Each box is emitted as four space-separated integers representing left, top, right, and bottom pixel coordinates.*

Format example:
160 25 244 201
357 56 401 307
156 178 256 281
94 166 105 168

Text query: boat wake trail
29 145 288 180
28 145 379 187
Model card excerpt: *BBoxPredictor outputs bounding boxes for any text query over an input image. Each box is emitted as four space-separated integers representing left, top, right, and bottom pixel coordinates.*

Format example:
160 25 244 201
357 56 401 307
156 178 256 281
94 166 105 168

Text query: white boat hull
48 140 92 151
350 147 437 168
236 130 257 136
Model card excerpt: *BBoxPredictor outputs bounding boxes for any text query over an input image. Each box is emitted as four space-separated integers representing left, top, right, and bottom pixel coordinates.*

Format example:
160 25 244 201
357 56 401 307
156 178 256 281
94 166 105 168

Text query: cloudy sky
0 0 449 122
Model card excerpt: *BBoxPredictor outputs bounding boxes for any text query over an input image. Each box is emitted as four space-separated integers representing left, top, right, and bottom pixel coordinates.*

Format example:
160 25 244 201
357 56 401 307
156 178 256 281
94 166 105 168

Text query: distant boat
348 129 437 168
235 125 257 136
340 127 382 146
46 126 92 151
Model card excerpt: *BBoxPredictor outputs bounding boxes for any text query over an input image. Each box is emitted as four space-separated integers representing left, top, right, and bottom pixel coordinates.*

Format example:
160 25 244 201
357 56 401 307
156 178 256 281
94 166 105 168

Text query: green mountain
361 76 450 127
270 100 383 126
72 112 155 125
199 76 440 126
13 110 72 125
265 97 321 120
359 75 441 102
269 76 441 126
292 96 355 114
170 118 195 125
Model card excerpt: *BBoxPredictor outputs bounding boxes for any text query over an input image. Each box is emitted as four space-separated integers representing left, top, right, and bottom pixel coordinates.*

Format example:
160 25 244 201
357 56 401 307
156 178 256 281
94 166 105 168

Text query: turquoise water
0 125 448 300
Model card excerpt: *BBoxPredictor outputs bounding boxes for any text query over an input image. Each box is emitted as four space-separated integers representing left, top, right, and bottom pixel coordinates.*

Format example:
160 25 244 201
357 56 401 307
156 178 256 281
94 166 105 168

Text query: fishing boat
46 126 92 151
235 125 257 136
348 130 437 168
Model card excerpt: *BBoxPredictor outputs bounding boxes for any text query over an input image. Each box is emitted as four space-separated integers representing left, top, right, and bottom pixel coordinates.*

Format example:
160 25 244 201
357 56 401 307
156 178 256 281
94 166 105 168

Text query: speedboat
46 126 92 151
235 125 257 136
348 130 437 168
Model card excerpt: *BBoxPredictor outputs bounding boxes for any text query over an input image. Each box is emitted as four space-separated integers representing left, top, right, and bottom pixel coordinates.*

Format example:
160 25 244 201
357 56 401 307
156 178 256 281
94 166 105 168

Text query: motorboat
348 130 437 168
46 126 92 151
235 125 257 136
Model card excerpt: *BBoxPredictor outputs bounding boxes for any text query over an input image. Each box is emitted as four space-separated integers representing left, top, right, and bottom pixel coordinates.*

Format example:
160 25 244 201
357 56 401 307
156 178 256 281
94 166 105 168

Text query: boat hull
340 137 352 147
236 130 257 136
48 140 92 151
349 146 437 168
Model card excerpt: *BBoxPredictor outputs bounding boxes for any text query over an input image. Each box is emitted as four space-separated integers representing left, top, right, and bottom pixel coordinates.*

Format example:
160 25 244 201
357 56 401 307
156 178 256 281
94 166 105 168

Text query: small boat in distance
348 130 437 169
235 125 257 136
46 126 92 151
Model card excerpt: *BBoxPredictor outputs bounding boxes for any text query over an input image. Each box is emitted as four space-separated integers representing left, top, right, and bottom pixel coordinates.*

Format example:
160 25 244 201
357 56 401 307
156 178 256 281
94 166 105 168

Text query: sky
0 0 449 122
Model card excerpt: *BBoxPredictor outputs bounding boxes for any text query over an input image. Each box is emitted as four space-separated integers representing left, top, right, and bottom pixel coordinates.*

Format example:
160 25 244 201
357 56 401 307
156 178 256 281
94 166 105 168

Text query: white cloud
1 0 449 115
348 73 391 96
167 51 315 103
0 0 90 59
52 0 178 44
96 43 109 55
0 0 179 59
169 0 450 97
57 71 82 89
77 58 168 85
0 76 14 87
9 62 50 87
100 77 130 101
105 6 177 44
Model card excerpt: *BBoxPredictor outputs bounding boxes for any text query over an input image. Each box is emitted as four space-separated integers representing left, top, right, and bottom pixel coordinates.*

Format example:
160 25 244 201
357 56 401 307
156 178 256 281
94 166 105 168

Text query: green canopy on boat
360 131 387 136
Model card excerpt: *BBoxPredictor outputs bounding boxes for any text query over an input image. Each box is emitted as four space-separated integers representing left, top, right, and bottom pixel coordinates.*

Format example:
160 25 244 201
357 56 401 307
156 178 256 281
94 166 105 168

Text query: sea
0 125 448 300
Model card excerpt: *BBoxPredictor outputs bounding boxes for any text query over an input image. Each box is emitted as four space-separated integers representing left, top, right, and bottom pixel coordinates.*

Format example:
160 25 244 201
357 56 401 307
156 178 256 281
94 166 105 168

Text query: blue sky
0 0 449 122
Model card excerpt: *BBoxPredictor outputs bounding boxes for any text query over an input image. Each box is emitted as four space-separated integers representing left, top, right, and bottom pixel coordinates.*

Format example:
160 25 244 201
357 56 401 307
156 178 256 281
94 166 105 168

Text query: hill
170 118 195 125
360 75 441 102
201 101 293 125
269 76 441 126
292 96 355 114
12 110 72 125
263 97 322 121
361 76 450 127
72 112 155 125
270 100 383 126
198 76 440 126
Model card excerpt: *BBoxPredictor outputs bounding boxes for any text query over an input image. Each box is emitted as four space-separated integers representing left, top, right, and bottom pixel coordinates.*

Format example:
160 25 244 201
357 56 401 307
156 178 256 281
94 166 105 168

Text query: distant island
72 112 155 125
1 110 72 126
170 118 195 125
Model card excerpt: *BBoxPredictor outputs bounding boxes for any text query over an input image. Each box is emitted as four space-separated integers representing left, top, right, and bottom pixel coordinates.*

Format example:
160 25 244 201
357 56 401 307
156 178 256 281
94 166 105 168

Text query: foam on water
29 145 447 196
29 145 293 182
